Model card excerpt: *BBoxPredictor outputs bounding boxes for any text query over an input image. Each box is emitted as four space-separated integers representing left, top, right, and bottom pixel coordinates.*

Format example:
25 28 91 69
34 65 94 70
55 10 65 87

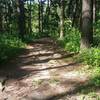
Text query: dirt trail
0 38 88 100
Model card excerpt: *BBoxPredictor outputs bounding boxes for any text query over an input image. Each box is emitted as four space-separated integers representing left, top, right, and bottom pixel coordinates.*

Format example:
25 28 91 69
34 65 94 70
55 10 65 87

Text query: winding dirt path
0 38 88 100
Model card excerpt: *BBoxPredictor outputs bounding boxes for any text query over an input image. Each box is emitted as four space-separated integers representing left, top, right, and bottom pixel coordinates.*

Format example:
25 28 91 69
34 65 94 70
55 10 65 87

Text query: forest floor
0 38 99 100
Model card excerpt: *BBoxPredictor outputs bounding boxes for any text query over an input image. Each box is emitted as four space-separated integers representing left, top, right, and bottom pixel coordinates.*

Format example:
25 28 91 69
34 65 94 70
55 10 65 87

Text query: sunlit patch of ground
0 38 98 100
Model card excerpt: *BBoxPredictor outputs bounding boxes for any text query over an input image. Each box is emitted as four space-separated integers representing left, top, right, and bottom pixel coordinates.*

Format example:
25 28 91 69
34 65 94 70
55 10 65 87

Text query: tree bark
93 0 96 23
80 0 93 49
59 0 64 39
18 0 26 38
0 14 3 32
28 0 32 33
38 0 41 33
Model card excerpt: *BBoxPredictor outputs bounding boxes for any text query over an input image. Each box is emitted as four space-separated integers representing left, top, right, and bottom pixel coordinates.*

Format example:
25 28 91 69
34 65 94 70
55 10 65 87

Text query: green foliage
84 11 100 87
43 3 60 37
0 33 25 64
76 48 100 88
25 3 38 33
94 19 100 46
90 67 100 87
24 32 42 43
78 48 100 67
88 92 100 100
49 31 59 39
58 19 80 52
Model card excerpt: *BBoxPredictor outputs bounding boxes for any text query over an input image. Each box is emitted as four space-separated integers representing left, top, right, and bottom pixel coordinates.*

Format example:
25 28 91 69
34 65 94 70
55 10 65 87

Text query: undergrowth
57 19 81 53
78 48 100 67
0 33 26 64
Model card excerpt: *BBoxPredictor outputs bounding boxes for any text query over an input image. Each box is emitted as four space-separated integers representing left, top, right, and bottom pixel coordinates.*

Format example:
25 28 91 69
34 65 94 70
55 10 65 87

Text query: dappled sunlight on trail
0 38 88 100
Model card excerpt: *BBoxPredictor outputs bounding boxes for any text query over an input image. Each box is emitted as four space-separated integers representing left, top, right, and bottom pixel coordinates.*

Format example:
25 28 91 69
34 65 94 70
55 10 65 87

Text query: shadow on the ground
20 53 76 66
23 62 78 72
24 76 91 100
0 62 77 80
47 82 100 100
0 39 78 80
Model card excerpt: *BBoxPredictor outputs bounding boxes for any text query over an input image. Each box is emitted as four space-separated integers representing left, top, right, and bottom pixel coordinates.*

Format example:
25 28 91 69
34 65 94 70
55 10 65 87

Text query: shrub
0 33 25 63
93 19 100 46
78 48 100 67
89 67 100 87
58 21 80 52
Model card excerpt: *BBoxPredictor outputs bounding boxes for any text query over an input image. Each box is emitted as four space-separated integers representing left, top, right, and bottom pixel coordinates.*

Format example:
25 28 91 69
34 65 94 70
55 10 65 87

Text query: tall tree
59 0 64 39
28 0 32 33
80 0 93 49
41 1 43 33
93 0 96 23
0 9 3 32
38 0 41 33
18 0 26 38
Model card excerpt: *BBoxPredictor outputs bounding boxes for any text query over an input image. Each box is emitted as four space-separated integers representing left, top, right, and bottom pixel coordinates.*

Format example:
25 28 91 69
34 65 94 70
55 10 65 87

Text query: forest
0 0 100 99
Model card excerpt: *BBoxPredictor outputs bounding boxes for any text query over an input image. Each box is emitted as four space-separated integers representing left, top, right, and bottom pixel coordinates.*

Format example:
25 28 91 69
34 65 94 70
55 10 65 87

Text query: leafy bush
93 19 100 46
0 33 25 63
77 48 100 89
90 68 100 87
23 32 41 43
58 19 80 52
78 48 100 67
84 67 100 87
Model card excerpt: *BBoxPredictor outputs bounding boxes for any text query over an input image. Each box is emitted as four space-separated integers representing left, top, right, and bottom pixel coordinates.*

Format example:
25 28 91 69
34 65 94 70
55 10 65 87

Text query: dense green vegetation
0 33 25 64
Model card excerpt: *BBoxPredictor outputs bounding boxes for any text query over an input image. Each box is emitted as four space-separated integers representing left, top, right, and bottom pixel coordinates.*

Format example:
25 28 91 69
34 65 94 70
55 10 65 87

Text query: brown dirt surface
0 38 89 100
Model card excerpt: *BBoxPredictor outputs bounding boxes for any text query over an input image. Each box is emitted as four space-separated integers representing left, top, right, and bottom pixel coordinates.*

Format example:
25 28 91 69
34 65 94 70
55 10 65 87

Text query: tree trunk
0 14 3 32
29 0 32 33
59 0 64 39
93 0 96 23
18 0 26 39
38 0 41 33
41 2 43 33
80 0 93 49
